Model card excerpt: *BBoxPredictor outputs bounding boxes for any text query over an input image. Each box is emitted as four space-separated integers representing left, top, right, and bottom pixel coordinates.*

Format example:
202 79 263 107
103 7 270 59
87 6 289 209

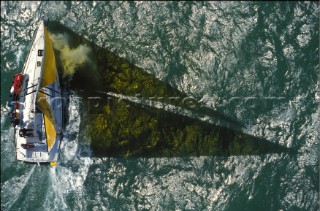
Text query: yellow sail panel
36 91 56 127
44 112 57 152
40 27 56 88
36 91 57 151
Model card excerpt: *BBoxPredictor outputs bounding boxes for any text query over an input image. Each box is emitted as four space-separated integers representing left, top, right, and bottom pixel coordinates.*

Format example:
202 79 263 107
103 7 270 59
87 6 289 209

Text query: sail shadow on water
47 21 292 158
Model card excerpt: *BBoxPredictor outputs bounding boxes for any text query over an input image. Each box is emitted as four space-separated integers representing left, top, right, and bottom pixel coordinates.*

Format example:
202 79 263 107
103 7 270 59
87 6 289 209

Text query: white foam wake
1 165 36 210
42 93 93 210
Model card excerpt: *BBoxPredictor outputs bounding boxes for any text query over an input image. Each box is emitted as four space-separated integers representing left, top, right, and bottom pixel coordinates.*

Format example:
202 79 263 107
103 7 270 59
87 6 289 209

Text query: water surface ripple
1 1 319 210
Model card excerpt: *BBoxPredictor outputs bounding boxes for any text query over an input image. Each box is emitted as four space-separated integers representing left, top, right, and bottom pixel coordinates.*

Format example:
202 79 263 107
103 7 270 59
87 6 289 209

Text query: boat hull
13 18 63 164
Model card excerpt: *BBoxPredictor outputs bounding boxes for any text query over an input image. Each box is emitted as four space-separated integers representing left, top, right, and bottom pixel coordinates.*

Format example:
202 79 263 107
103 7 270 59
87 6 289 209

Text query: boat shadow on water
47 21 293 158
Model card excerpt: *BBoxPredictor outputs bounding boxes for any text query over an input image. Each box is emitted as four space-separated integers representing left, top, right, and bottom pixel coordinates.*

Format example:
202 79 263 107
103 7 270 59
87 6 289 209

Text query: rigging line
44 86 60 94
24 90 37 96
38 90 53 97
24 83 38 90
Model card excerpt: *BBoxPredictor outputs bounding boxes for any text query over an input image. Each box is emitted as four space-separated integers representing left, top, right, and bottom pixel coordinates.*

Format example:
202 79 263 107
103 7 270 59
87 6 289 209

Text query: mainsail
40 28 56 88
36 27 57 152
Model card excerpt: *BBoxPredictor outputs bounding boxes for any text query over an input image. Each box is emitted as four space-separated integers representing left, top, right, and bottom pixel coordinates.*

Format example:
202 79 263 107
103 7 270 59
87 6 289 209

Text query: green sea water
1 1 319 210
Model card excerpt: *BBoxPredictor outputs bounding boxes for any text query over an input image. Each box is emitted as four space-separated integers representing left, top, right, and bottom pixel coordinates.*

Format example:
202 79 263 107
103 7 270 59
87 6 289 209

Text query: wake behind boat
7 17 63 166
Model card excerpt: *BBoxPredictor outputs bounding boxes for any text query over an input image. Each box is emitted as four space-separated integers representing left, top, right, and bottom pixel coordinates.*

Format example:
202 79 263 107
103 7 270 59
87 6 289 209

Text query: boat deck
14 19 63 164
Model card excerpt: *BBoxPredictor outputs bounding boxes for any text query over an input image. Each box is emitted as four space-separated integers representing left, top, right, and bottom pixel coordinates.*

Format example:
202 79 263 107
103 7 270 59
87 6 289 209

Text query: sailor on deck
19 128 34 138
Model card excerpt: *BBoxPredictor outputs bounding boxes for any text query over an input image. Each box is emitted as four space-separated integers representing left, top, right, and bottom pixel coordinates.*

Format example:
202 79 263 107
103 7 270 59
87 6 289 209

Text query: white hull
14 19 63 164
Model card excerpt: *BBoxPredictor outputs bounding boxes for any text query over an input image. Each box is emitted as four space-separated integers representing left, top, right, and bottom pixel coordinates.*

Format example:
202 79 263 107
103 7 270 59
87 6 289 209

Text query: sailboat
8 17 63 166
